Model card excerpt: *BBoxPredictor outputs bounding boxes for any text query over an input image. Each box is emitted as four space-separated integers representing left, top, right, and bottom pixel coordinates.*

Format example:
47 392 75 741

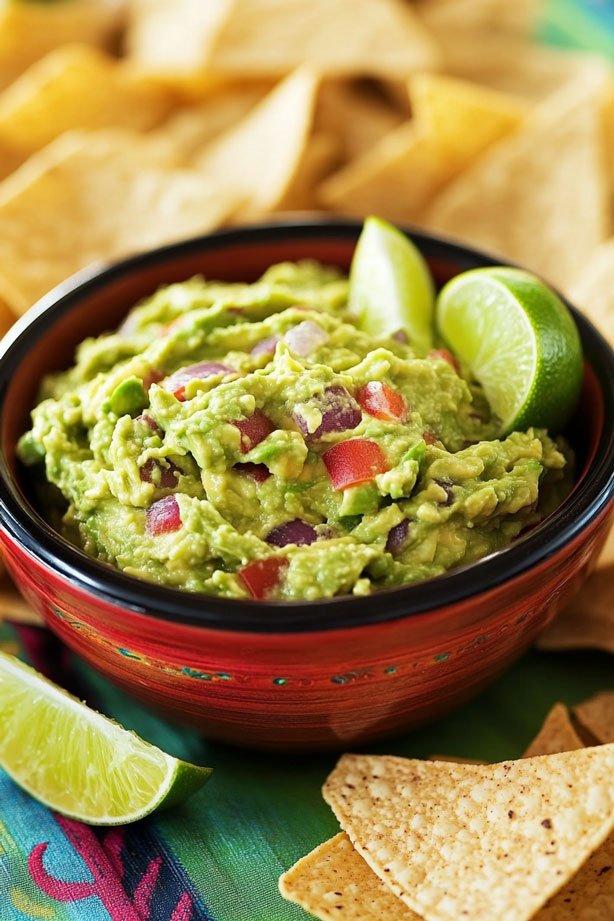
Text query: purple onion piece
162 361 235 399
251 335 281 357
294 385 362 442
386 519 410 555
285 321 329 357
140 458 179 488
266 519 318 548
392 329 410 344
136 413 162 435
434 478 455 507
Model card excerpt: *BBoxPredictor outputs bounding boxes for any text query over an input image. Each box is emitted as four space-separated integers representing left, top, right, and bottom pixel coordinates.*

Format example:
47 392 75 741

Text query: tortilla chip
0 0 124 91
315 80 404 164
321 74 526 222
423 79 610 290
323 747 614 921
523 704 585 758
195 68 320 219
574 694 614 745
537 562 614 656
415 0 539 36
568 240 614 345
0 130 240 314
279 832 419 921
596 525 614 569
205 0 440 80
427 755 487 764
149 85 268 163
0 293 15 339
0 582 42 627
0 44 172 160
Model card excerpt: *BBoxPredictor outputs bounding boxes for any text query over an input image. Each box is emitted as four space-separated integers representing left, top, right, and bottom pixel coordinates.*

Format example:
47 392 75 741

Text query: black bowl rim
0 218 613 633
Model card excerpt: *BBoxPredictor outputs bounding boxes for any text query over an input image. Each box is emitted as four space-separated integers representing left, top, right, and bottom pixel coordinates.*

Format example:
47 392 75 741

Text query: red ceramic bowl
0 220 613 751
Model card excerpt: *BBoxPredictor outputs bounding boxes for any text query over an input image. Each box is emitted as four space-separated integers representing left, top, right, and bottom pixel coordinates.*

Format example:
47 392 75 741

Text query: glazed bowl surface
0 219 612 751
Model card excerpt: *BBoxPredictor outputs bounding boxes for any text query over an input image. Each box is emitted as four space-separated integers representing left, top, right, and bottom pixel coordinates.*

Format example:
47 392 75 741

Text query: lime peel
436 266 583 434
0 651 212 825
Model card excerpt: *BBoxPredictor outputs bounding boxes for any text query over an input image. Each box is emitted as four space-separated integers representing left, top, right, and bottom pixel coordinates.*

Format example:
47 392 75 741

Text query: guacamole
18 262 569 601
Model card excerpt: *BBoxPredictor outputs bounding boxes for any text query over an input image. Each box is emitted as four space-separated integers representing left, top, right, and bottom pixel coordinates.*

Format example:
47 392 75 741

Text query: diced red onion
386 519 410 555
136 413 162 434
266 519 318 548
234 462 271 483
251 335 281 357
392 329 409 344
234 410 275 454
423 430 439 446
142 369 163 391
146 495 181 535
294 386 362 442
162 361 235 401
139 458 179 488
285 321 328 357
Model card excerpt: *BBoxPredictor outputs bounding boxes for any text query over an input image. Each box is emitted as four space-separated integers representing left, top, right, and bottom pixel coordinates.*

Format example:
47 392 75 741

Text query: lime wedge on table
349 216 435 351
436 267 583 435
0 651 212 825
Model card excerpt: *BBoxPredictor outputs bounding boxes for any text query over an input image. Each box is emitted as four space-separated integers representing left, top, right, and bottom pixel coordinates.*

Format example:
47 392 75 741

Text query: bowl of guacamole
0 220 612 749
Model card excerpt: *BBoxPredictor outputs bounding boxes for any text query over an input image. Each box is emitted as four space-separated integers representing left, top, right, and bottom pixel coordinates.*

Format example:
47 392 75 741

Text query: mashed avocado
18 262 569 600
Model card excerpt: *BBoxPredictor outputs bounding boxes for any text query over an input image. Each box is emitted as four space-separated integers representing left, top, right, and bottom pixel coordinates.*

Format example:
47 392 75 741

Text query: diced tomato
238 557 288 599
428 348 461 375
357 381 407 422
323 438 389 490
146 495 181 536
234 462 271 483
163 362 234 401
234 410 275 454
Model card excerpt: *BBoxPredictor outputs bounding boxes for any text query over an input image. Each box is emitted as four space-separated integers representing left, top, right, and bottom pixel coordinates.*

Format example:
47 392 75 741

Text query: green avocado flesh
18 262 570 601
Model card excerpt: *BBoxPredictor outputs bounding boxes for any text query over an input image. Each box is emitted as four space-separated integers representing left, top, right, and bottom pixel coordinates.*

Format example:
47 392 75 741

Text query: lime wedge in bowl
0 651 212 824
349 215 435 352
436 266 583 434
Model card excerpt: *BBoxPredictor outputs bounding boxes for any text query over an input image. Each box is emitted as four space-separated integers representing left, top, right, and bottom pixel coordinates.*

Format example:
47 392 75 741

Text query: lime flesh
436 267 583 434
349 216 435 352
0 651 212 824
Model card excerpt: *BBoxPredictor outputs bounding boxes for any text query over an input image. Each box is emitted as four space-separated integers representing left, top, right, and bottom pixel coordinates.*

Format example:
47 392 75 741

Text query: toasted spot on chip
523 703 585 758
323 747 614 921
574 693 614 745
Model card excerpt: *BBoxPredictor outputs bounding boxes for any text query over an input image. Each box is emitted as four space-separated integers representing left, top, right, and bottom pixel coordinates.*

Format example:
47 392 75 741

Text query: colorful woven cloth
0 620 612 921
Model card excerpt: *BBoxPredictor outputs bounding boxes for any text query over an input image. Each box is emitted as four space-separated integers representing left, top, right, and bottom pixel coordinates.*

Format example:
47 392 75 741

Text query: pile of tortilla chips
0 0 611 341
280 702 614 921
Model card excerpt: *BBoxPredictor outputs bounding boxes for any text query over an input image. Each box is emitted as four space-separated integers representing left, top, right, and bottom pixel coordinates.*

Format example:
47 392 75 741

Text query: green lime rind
0 651 212 825
349 216 435 352
436 266 583 435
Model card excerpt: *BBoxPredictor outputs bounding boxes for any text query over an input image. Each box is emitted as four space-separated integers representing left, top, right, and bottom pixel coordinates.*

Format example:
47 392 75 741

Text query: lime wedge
436 266 583 434
349 216 435 352
0 651 212 824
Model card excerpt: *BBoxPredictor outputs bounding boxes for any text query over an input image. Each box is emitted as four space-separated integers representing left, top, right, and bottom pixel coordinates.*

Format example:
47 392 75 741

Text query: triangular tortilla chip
415 0 538 36
323 747 614 921
537 563 614 656
574 694 614 745
195 68 322 218
423 80 610 289
314 80 404 164
279 832 419 921
0 130 240 314
321 73 526 222
568 240 614 344
0 0 123 91
0 581 43 627
205 0 439 79
0 45 172 158
523 704 584 758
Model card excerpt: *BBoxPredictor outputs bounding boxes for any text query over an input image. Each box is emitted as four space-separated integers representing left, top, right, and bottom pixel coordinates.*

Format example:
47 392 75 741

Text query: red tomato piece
234 410 275 454
234 462 271 483
357 381 407 422
238 557 289 599
428 348 461 375
146 495 181 536
323 438 389 490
